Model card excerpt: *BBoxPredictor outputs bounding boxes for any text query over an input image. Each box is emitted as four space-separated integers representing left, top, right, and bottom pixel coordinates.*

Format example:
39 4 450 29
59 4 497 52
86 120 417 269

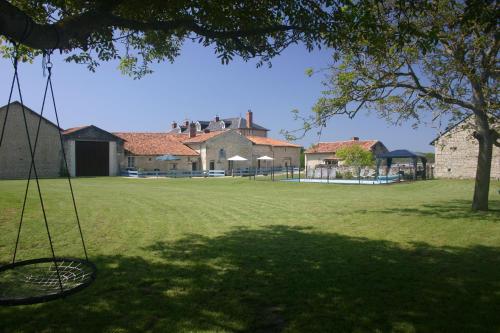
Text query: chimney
352 136 359 141
171 121 177 129
246 110 253 128
189 122 197 138
215 115 220 122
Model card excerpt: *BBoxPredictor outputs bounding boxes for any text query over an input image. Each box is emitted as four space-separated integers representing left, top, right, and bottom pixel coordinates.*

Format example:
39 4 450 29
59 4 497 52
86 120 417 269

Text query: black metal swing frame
0 45 96 306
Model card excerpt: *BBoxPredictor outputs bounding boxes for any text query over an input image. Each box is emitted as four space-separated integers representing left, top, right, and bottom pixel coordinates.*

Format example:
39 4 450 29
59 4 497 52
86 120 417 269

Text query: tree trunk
472 126 493 211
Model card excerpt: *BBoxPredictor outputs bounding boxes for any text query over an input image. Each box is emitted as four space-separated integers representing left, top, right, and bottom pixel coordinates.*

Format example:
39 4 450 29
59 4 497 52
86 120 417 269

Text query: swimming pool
282 178 399 185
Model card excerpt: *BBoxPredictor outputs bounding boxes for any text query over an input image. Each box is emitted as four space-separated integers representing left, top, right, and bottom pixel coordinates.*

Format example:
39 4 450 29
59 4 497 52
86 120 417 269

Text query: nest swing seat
0 48 96 306
0 258 96 306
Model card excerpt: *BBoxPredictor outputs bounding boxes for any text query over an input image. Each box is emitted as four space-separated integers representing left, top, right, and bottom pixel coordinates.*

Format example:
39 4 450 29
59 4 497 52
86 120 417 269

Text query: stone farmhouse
116 115 300 173
431 115 499 179
0 102 300 179
304 137 389 175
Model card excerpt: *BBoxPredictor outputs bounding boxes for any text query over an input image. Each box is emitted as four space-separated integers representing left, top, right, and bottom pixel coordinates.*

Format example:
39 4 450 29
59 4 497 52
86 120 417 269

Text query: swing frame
0 43 96 306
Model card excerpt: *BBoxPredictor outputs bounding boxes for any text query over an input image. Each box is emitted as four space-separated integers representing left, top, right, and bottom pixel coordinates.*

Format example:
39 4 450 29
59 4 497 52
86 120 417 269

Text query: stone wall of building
119 154 196 172
199 130 253 170
0 103 62 179
305 153 330 172
434 117 499 179
237 128 267 137
251 145 301 168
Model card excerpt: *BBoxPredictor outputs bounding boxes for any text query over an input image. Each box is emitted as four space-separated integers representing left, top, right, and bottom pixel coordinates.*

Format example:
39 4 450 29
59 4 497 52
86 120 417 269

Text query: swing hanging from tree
0 45 96 306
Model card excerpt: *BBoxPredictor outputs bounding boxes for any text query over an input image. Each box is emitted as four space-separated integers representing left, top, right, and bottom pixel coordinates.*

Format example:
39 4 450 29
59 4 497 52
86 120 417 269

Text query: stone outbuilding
113 132 200 172
304 137 389 174
0 102 63 179
431 115 499 179
0 102 124 179
62 126 124 177
246 136 301 169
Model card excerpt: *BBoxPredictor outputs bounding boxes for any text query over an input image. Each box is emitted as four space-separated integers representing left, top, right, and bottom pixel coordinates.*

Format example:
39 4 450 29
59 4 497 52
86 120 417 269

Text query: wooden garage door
75 141 109 176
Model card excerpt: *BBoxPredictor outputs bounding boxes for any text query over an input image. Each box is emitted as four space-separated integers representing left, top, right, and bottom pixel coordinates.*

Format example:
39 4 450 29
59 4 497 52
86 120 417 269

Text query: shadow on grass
1 225 499 332
377 199 500 221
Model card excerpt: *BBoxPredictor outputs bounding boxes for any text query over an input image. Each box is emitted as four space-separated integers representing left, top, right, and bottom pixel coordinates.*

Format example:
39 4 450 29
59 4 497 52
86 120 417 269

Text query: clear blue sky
0 42 438 152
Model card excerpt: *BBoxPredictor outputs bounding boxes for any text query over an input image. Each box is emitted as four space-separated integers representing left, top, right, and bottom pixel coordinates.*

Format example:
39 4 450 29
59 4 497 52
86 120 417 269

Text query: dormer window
220 121 225 129
195 121 201 132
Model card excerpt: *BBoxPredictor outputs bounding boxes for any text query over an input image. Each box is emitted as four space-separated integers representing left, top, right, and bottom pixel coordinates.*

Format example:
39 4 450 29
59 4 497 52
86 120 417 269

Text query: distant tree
302 0 498 211
336 145 374 182
423 152 435 164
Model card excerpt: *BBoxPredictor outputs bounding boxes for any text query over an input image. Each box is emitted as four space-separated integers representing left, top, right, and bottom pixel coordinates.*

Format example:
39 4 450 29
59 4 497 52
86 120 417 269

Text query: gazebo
376 150 428 181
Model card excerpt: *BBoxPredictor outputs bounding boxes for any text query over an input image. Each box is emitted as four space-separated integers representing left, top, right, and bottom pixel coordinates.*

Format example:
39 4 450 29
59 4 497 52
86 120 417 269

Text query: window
209 161 215 170
127 156 135 168
219 148 226 159
195 122 201 132
171 163 177 170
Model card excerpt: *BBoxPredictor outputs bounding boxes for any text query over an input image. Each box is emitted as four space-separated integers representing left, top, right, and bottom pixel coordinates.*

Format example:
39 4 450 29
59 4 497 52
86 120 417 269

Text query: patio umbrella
227 155 247 176
155 154 181 161
227 155 247 161
257 155 273 174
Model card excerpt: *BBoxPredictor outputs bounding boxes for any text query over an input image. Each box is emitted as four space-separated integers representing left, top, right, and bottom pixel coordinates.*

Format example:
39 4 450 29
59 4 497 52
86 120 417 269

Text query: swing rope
12 50 52 264
46 52 89 261
6 45 65 293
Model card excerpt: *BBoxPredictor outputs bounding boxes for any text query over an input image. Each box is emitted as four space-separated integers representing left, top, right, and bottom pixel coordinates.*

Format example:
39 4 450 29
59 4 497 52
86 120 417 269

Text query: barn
63 126 124 177
0 102 123 179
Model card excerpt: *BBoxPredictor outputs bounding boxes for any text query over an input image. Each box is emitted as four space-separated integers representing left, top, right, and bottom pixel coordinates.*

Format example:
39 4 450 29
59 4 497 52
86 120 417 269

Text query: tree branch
0 0 301 51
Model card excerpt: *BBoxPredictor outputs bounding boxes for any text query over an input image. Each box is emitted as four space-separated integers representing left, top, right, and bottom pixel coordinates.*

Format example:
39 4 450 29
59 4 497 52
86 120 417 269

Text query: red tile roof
114 132 199 156
246 136 301 148
305 140 379 154
182 130 227 143
62 126 90 135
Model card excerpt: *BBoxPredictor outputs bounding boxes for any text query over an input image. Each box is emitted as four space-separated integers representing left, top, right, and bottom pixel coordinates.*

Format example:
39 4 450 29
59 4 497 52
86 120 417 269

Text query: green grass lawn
0 177 499 333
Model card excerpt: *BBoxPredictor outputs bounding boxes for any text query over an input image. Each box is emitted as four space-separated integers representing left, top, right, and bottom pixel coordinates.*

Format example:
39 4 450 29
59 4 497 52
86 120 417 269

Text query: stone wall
251 145 301 168
119 154 197 172
305 153 331 172
199 130 253 170
237 128 267 137
0 102 62 179
434 117 499 179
